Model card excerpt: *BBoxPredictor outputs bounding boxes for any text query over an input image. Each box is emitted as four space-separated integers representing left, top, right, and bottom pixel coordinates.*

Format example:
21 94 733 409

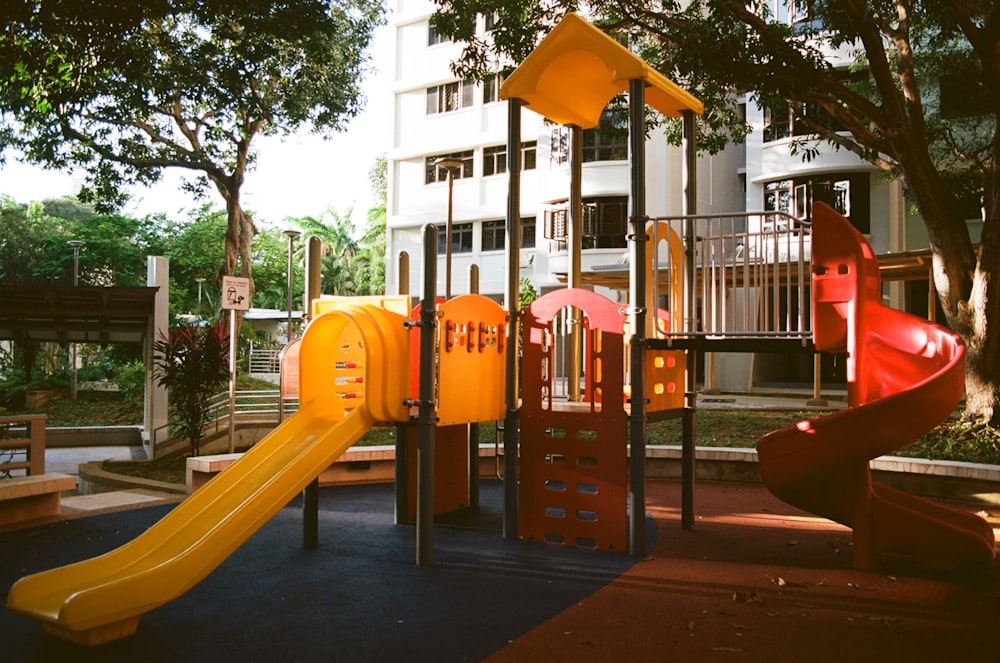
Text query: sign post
221 276 251 453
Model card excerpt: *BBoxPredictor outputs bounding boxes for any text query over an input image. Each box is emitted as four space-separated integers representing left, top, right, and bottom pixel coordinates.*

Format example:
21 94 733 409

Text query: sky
0 24 393 234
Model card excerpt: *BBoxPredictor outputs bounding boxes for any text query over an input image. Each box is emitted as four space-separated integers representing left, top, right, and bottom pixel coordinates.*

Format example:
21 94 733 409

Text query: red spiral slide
757 203 996 572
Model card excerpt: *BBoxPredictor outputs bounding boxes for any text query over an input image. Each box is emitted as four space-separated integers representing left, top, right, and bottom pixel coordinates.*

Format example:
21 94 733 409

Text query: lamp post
67 240 85 401
194 277 206 314
433 157 464 299
282 229 301 343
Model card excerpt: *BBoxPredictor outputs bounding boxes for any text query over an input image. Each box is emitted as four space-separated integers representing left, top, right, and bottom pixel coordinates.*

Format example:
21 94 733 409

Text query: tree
1 0 383 309
433 1 1000 426
289 208 362 295
152 321 230 456
354 155 388 295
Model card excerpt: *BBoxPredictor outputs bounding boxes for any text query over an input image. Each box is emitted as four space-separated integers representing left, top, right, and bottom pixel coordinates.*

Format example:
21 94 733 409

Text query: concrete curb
82 445 1000 509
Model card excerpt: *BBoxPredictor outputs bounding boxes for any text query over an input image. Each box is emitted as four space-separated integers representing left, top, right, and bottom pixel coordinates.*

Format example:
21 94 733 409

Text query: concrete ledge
77 461 187 496
178 444 1000 508
0 473 77 526
46 426 143 448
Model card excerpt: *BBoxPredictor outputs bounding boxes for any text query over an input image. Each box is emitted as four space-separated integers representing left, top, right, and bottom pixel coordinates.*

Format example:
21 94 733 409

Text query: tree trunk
900 138 1000 426
961 122 1000 426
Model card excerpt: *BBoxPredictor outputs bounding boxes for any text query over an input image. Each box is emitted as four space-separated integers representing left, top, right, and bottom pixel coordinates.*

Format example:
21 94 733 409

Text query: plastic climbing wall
519 288 628 551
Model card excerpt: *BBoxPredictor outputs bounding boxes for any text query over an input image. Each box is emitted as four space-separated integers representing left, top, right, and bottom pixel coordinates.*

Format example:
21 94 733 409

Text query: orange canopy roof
500 13 703 128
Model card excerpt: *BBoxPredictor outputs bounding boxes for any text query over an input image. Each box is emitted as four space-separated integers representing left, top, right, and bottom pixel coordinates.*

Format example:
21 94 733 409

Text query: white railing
152 389 299 450
248 347 281 374
650 211 812 341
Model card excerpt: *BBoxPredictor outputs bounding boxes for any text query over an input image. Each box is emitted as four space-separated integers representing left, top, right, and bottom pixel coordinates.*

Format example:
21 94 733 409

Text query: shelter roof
0 286 158 344
500 12 703 128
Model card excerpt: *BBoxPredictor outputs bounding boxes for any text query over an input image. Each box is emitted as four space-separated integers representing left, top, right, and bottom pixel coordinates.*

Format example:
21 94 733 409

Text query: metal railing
152 390 299 451
650 211 812 341
248 348 281 374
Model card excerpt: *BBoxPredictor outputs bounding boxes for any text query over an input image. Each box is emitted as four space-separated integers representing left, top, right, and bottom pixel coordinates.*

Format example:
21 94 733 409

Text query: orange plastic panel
436 295 507 425
519 288 627 551
404 423 470 519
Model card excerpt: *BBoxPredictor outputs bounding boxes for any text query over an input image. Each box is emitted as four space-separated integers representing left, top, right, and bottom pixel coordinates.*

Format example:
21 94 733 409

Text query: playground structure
7 12 996 646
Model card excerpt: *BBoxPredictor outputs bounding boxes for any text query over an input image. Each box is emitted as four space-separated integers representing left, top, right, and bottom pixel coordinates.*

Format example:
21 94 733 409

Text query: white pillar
144 256 170 458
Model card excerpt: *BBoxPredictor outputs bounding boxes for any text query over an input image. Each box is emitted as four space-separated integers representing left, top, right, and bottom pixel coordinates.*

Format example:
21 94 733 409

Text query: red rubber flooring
490 480 1000 662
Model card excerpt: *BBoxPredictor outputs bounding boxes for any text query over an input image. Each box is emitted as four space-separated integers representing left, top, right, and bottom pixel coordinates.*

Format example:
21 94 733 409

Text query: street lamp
67 240 85 401
282 229 301 343
194 277 206 313
433 157 464 299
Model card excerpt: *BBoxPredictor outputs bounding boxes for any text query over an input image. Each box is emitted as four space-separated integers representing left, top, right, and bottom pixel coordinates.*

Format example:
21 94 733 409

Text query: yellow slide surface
7 403 373 644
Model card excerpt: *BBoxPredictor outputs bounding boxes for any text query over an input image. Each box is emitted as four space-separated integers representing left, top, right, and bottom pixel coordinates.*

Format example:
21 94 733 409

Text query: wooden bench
0 473 78 526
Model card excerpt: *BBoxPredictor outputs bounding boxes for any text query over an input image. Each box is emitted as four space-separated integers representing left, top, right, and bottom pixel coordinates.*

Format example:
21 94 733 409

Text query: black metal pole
503 98 523 540
627 79 648 557
417 225 438 566
468 264 480 511
681 109 698 530
295 233 320 549
395 251 410 525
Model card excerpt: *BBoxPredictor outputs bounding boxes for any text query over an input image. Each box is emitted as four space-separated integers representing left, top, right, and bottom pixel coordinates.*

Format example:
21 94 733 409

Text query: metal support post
503 98 524 540
417 226 438 567
627 79 648 557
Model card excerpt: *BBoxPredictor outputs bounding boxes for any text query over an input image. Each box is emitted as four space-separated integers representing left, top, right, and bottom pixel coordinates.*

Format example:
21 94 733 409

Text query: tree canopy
0 0 384 304
433 0 1000 425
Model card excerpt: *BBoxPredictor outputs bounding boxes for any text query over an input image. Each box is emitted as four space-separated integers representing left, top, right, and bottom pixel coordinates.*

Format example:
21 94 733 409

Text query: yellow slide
7 404 373 644
7 301 410 645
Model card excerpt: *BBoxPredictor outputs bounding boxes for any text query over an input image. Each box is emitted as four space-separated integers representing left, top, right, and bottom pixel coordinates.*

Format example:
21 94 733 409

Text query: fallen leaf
687 621 696 632
733 591 762 605
730 623 753 631
712 647 744 653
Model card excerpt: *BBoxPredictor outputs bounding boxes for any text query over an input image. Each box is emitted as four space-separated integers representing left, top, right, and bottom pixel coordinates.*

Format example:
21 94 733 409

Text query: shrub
153 322 230 456
116 361 147 405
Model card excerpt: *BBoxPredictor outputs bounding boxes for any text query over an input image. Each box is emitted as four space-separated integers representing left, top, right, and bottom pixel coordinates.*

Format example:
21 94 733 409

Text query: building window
544 197 628 249
426 81 475 114
482 220 505 251
437 223 473 255
425 151 474 185
428 23 451 46
483 141 537 176
583 197 628 248
483 73 505 104
550 128 569 166
483 12 497 32
582 108 628 162
521 216 536 249
764 174 870 233
549 107 629 165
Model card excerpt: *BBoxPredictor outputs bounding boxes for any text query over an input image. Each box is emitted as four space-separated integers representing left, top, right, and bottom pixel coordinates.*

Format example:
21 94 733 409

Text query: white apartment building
384 1 932 390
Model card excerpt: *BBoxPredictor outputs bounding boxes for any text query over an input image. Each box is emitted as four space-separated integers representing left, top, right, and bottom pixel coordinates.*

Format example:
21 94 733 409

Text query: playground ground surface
2 478 998 662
